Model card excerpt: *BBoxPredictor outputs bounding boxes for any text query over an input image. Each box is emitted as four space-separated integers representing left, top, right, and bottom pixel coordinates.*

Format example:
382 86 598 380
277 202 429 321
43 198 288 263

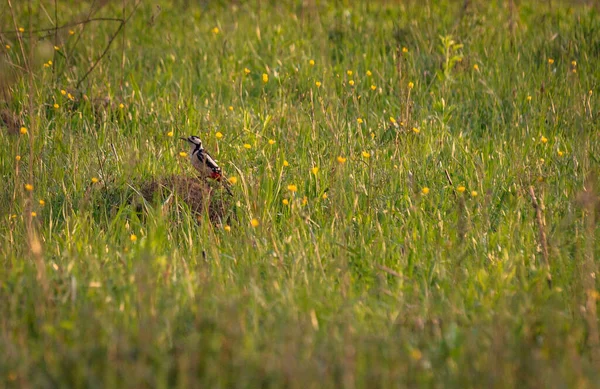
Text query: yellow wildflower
408 81 414 89
315 81 322 87
309 59 315 66
412 127 420 134
421 187 430 195
349 80 355 86
389 116 396 124
243 143 251 149
31 212 37 217
473 64 479 71
471 190 478 197
179 151 188 157
18 27 24 33
357 118 363 124
311 167 319 175
541 136 548 144
251 218 260 227
366 70 372 76
91 177 99 184
548 58 554 64
167 131 174 137
282 198 289 205
60 90 66 95
457 186 466 193
322 193 328 199
212 27 219 34
262 73 269 83
216 132 223 139
54 45 60 51
15 155 21 161
228 106 234 111
53 103 59 109
337 156 347 164
224 225 231 232
268 139 276 145
362 151 371 158
283 160 289 167
347 70 353 76
130 234 137 242
39 199 45 206
557 150 564 157
287 184 298 192
5 44 10 49
20 127 28 134
370 85 376 91
25 184 34 191
410 349 422 361
68 30 75 35
228 176 238 185
119 103 124 109
402 47 409 53
527 95 532 101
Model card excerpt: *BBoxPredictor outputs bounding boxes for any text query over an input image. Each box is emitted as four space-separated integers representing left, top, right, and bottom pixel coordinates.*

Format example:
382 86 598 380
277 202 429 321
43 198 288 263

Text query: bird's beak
180 137 188 142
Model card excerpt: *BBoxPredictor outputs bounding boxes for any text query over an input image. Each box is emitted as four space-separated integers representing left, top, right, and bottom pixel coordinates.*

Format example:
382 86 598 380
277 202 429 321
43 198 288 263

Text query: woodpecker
181 135 233 195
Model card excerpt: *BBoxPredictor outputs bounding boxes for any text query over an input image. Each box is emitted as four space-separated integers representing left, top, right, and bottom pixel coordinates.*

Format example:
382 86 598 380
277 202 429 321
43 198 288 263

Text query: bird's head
181 135 203 151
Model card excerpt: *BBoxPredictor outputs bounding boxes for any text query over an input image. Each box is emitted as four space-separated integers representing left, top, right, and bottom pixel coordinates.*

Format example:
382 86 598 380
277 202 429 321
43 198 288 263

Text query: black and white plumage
181 135 232 195
181 135 223 180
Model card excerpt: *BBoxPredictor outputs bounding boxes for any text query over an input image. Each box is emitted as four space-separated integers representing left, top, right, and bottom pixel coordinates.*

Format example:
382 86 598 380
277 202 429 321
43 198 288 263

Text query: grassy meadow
2 0 600 387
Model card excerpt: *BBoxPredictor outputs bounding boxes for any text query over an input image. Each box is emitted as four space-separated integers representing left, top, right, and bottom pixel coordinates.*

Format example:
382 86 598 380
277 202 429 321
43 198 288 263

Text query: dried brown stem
377 264 406 280
528 186 552 288
580 177 600 366
444 169 455 193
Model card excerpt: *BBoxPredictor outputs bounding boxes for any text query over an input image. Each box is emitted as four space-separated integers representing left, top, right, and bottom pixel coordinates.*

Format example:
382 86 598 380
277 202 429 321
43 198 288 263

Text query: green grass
2 0 600 387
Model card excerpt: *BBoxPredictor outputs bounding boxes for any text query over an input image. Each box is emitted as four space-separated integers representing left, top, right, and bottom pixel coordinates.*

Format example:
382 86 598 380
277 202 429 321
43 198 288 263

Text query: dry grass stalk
528 186 552 288
578 176 600 367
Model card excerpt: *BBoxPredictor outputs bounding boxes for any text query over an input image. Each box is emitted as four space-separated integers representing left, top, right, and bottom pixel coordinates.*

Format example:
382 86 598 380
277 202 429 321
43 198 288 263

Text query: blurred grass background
1 0 600 387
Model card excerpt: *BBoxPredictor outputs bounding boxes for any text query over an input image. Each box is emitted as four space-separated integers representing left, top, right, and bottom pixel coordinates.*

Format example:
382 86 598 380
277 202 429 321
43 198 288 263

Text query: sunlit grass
1 0 600 387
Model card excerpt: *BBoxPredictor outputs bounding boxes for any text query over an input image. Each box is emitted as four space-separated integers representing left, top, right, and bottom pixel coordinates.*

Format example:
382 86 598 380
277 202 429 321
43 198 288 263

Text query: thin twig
0 17 124 35
75 0 141 89
76 21 123 89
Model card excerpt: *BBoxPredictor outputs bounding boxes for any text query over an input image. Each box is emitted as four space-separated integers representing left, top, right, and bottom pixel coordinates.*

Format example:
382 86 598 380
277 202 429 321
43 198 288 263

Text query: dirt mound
139 175 233 224
0 108 22 135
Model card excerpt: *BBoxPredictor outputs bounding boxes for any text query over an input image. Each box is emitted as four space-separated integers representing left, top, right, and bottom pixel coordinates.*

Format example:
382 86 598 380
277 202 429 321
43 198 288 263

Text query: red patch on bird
211 172 222 180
